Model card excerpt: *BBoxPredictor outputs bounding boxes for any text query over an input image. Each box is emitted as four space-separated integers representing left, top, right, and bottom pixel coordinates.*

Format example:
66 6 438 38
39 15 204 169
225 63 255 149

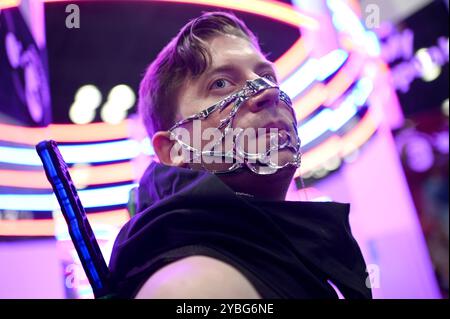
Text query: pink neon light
0 162 134 189
0 121 130 144
294 52 365 121
295 108 379 178
294 83 327 122
0 0 20 10
275 38 310 81
43 0 318 29
0 209 130 236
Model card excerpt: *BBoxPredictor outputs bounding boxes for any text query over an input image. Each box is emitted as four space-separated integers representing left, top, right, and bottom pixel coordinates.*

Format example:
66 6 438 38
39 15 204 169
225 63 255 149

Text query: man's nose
246 87 280 113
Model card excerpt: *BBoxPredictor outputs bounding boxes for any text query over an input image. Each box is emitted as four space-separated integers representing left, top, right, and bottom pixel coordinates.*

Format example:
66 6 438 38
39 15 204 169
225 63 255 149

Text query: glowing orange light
0 120 130 144
155 0 318 29
341 108 378 156
297 136 341 177
324 53 366 106
42 0 318 29
294 83 327 123
0 0 20 10
275 38 309 81
0 209 130 237
294 53 365 121
295 109 378 178
0 162 134 189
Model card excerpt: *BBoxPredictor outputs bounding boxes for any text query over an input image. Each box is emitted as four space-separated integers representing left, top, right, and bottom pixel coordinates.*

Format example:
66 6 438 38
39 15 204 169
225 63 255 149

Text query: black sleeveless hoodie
108 162 372 299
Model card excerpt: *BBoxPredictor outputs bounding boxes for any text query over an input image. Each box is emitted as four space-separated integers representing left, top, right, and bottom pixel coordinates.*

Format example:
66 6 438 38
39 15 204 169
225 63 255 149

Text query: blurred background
0 0 448 298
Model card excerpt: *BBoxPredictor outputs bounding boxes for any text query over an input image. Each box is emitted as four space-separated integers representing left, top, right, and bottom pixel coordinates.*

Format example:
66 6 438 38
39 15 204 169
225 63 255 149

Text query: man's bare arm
135 255 261 299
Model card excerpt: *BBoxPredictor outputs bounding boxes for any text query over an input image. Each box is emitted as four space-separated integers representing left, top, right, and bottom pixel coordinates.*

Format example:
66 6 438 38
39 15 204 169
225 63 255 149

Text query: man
109 11 372 299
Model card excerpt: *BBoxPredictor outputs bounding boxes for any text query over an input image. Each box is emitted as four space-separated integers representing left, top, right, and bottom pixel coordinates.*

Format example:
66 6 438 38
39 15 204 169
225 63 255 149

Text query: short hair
138 11 261 138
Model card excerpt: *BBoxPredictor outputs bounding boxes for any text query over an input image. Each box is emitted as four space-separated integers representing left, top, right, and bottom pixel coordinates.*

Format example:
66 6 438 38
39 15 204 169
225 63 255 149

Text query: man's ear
152 131 185 166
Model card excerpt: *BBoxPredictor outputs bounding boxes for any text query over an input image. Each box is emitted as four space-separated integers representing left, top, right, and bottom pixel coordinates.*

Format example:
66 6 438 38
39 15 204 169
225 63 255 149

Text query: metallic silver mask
168 77 302 175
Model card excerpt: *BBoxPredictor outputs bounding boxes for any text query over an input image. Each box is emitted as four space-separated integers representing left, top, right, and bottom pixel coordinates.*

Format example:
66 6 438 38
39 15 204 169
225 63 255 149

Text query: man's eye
263 73 277 83
209 79 231 90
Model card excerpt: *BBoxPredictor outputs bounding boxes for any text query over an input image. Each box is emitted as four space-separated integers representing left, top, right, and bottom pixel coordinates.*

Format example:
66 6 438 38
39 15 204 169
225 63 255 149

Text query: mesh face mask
168 77 302 175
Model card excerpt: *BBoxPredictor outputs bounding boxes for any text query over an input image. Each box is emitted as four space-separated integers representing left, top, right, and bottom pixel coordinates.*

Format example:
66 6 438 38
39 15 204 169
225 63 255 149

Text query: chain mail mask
168 77 302 175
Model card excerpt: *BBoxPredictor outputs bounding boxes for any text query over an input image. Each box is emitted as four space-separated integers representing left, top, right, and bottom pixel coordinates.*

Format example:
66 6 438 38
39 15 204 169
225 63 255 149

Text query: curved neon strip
39 0 320 34
295 107 379 178
43 0 318 29
327 0 380 56
55 212 127 241
297 136 341 177
340 107 379 156
0 183 137 211
323 52 366 106
294 84 327 123
0 0 20 10
0 209 129 236
281 49 348 100
294 52 365 122
274 38 310 81
0 139 153 166
298 77 373 147
159 0 319 29
0 120 130 145
0 162 134 189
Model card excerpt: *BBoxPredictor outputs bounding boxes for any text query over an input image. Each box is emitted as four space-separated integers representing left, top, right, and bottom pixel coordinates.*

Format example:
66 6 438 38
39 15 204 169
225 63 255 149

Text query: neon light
329 77 373 131
0 208 129 238
281 49 348 99
56 222 121 241
323 53 366 106
298 77 373 146
42 0 318 29
294 52 365 122
152 0 319 29
298 136 341 176
0 218 55 237
295 108 379 178
275 38 310 81
327 0 380 56
298 109 333 146
294 83 327 122
58 140 141 163
329 97 357 131
0 0 20 10
0 139 153 166
0 121 130 144
0 162 134 189
0 183 137 211
341 108 379 156
0 209 130 236
316 49 348 81
281 58 319 99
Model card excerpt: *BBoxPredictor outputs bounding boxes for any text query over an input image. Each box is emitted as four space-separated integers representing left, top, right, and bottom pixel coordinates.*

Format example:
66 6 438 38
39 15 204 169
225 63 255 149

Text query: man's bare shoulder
135 255 261 299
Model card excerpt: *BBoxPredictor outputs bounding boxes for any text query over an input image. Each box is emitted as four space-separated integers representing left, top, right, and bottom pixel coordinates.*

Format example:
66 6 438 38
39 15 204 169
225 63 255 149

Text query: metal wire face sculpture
168 77 302 175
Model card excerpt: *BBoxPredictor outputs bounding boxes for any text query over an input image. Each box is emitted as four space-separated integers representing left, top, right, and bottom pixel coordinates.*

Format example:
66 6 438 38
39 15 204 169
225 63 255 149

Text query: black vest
109 162 372 299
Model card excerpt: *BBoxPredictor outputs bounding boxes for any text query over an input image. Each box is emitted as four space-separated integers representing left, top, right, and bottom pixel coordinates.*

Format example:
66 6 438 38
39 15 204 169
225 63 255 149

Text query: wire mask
168 77 302 175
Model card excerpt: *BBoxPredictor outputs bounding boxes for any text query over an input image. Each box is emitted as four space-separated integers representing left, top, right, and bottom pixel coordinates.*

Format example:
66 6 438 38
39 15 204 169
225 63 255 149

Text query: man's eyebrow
201 61 277 81
202 65 240 80
254 61 276 73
